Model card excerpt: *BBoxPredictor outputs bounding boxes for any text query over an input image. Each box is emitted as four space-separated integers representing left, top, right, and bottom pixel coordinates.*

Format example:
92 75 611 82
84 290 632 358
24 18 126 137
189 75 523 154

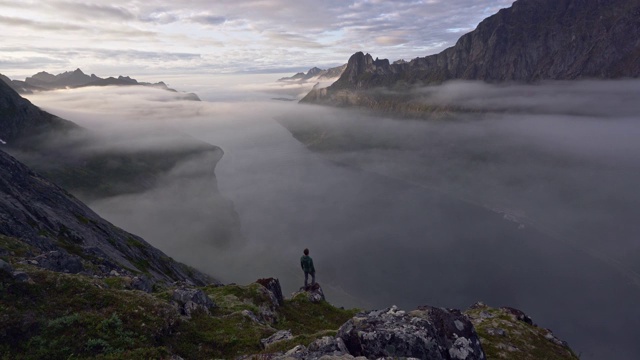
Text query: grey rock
309 336 349 355
256 277 284 306
337 305 485 360
544 330 569 347
240 309 261 323
501 306 534 325
284 345 308 357
32 251 84 274
261 330 293 349
0 259 13 274
11 271 30 282
486 327 506 337
172 288 216 316
292 282 326 303
130 276 153 293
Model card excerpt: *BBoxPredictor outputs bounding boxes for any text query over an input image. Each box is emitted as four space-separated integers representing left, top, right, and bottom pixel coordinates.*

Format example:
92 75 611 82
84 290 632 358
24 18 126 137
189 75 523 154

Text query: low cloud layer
23 78 640 360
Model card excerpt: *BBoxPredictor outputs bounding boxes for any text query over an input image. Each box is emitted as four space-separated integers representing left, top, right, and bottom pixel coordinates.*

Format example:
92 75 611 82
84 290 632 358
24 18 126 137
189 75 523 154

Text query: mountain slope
302 0 640 107
0 148 214 285
0 77 77 144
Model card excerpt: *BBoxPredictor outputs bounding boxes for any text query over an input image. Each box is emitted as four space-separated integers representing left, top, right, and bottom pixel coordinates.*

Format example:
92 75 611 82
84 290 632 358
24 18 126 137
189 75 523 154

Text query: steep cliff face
302 0 640 106
0 149 215 286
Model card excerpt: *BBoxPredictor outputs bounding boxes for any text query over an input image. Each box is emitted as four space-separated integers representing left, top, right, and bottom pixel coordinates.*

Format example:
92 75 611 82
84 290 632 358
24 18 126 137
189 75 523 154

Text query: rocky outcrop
302 0 640 108
338 305 484 360
0 149 217 287
292 282 326 303
30 250 84 274
274 336 355 360
257 277 285 306
261 330 293 349
172 287 217 316
465 303 577 359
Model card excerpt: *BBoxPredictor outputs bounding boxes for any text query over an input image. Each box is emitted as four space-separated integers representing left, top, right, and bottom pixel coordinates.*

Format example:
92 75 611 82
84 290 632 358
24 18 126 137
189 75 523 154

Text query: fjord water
27 75 640 360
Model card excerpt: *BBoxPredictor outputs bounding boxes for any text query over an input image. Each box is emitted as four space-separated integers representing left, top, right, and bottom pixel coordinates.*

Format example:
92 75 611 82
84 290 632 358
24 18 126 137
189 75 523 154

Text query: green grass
0 235 34 258
1 237 361 359
465 306 579 360
0 267 360 359
274 297 358 335
0 268 178 360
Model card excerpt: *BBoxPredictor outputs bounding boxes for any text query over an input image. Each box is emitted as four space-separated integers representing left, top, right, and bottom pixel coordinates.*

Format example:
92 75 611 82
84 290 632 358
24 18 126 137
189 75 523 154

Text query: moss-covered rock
0 243 361 360
465 302 579 360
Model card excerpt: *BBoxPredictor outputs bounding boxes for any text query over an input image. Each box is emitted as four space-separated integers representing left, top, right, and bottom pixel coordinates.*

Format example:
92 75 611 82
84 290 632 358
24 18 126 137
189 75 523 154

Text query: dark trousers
304 271 315 287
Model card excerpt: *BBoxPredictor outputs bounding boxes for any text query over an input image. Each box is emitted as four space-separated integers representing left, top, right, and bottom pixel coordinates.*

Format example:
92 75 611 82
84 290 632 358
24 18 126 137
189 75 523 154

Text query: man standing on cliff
300 248 315 288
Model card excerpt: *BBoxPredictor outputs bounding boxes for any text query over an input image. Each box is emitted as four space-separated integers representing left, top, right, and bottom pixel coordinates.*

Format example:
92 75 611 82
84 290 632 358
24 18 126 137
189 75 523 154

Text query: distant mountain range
1 69 200 100
302 0 640 111
278 64 347 83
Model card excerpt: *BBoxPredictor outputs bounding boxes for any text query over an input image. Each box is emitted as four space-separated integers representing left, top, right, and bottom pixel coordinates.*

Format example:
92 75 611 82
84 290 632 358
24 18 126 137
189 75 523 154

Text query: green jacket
300 255 315 273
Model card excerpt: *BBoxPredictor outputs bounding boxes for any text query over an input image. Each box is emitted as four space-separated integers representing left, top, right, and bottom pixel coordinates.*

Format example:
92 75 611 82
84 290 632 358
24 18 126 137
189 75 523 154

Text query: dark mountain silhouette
0 77 77 144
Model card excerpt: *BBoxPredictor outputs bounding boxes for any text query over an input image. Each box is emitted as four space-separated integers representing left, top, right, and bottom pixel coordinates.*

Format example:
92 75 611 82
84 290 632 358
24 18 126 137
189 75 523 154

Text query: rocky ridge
279 64 347 83
2 68 200 99
302 0 640 111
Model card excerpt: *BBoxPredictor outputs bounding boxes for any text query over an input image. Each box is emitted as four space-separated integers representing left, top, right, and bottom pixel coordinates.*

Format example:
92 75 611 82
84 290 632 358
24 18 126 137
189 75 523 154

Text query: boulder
32 250 83 274
172 288 216 316
271 338 365 359
292 282 326 303
308 336 350 355
501 307 534 325
337 305 485 360
0 259 13 274
261 330 293 349
130 276 153 293
256 277 284 306
11 271 30 283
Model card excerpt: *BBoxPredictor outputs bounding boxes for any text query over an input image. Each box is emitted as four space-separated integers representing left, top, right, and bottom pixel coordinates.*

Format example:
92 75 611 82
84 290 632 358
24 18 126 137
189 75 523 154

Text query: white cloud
0 0 515 76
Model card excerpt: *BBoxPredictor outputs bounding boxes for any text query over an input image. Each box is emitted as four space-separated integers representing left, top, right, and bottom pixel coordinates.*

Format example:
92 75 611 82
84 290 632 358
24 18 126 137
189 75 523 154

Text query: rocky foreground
1 252 578 360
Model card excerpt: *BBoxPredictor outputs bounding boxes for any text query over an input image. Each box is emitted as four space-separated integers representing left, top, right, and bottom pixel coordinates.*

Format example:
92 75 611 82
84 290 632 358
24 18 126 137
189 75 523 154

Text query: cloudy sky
0 0 514 78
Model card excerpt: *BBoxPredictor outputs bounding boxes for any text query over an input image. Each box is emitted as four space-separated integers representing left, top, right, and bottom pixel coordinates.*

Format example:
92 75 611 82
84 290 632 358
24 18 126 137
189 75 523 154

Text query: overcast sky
0 0 514 78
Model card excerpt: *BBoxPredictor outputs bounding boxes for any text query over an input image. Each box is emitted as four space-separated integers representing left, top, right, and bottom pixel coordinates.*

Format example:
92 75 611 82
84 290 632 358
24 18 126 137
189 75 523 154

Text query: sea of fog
26 75 640 360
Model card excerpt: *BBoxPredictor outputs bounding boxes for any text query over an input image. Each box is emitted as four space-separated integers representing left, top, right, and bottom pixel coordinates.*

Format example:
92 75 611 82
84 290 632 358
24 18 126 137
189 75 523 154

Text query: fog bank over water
26 77 640 360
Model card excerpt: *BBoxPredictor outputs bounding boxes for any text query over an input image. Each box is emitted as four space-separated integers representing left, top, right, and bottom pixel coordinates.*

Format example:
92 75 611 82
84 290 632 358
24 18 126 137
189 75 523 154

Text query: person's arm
310 258 315 273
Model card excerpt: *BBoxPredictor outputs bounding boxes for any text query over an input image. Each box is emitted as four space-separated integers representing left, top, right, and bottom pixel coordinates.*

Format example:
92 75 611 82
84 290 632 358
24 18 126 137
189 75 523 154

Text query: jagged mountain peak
303 0 640 105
